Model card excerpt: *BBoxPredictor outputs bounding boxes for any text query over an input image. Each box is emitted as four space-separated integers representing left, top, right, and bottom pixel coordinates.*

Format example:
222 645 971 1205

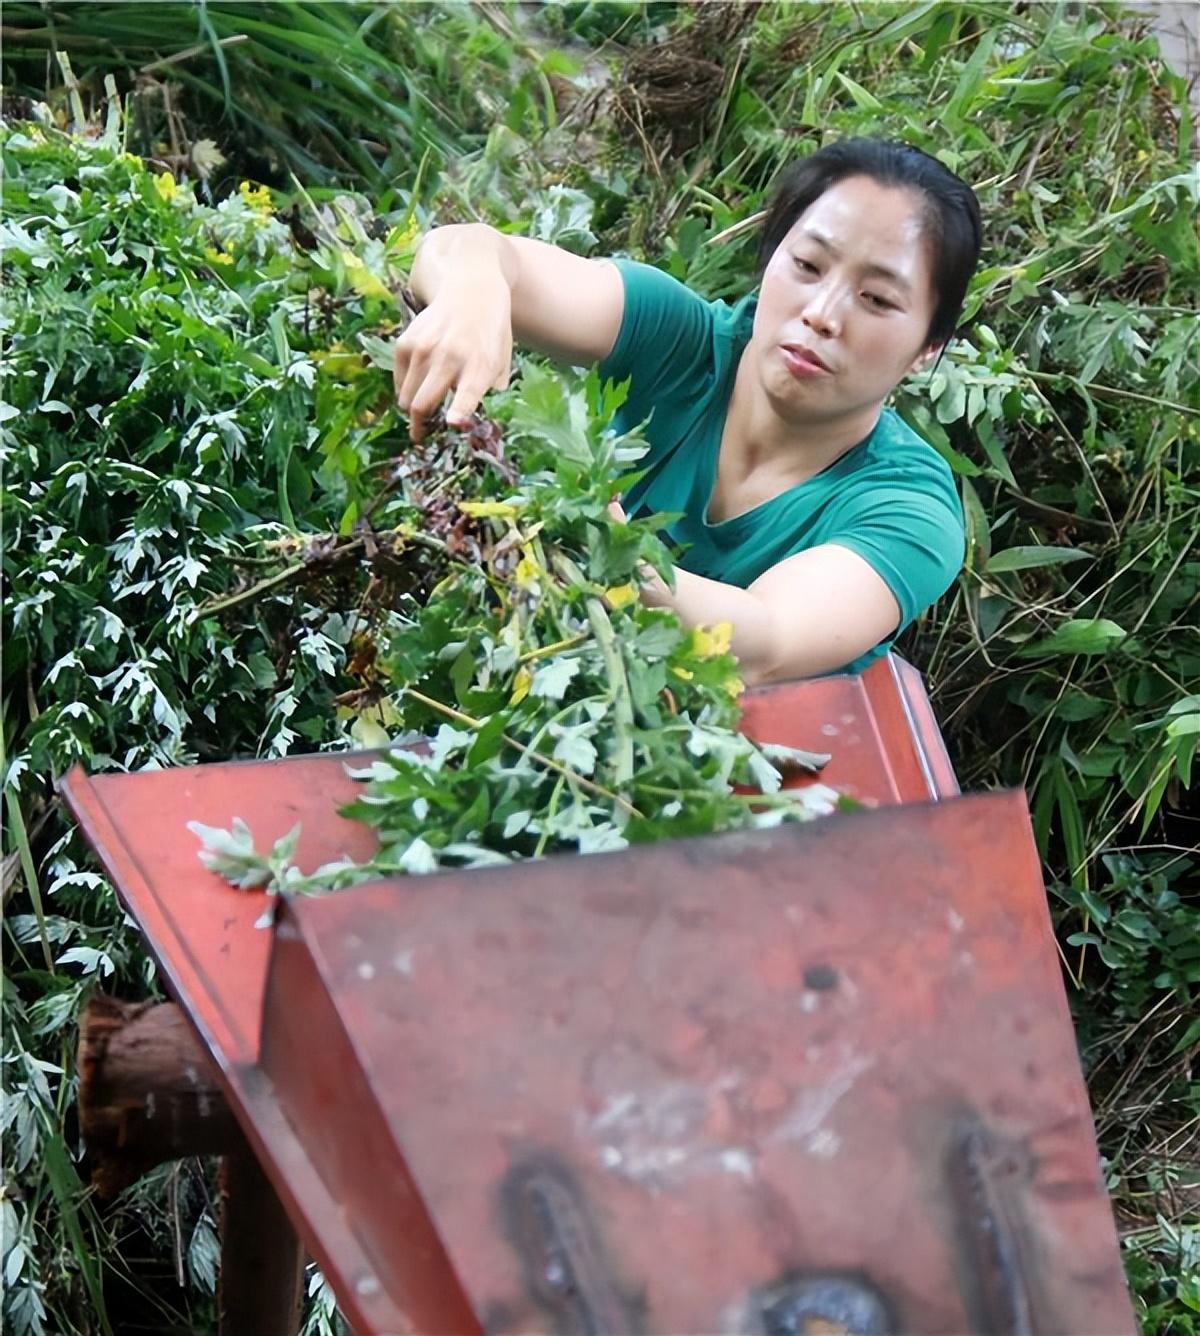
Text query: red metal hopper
61 657 1133 1334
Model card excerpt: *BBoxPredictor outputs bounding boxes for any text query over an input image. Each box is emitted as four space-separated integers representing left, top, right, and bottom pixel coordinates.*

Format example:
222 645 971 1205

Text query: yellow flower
723 674 745 698
153 172 178 202
339 250 393 302
238 180 273 216
387 218 421 254
690 622 733 659
603 582 638 611
515 555 541 589
459 500 519 519
671 666 694 681
203 246 234 267
509 666 533 705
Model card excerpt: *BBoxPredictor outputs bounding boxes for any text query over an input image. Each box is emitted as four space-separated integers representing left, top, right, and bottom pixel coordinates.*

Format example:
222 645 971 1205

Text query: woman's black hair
757 138 982 348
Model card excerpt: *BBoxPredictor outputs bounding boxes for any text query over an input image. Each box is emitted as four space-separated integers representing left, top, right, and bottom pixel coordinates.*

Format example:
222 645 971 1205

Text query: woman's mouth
780 345 833 379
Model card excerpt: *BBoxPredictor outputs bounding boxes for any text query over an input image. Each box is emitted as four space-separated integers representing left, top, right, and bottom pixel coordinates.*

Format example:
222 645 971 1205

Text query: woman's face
749 175 939 429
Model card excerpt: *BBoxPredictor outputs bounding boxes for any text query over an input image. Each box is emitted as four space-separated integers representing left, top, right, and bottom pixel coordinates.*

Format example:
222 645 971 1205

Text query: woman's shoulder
827 409 963 522
861 409 959 489
600 261 752 407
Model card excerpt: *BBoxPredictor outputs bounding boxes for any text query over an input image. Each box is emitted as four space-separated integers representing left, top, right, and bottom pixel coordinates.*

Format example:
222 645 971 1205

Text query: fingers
608 499 627 523
393 309 511 441
406 361 455 443
445 370 497 429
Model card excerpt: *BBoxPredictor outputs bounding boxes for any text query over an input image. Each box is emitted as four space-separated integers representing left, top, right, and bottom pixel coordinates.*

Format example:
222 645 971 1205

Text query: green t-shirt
598 259 965 676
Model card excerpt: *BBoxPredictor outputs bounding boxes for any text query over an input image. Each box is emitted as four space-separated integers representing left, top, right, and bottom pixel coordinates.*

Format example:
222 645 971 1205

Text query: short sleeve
598 259 716 427
824 488 965 630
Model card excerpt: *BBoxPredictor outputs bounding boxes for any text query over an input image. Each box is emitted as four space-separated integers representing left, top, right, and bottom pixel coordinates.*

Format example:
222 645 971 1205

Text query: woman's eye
793 257 818 274
864 293 895 310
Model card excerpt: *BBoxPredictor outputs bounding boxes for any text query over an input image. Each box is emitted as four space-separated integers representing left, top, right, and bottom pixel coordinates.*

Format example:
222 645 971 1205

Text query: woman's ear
908 342 944 376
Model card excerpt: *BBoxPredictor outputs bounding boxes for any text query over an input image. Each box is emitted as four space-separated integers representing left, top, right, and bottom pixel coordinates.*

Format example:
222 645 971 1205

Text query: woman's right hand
393 223 624 442
393 276 514 443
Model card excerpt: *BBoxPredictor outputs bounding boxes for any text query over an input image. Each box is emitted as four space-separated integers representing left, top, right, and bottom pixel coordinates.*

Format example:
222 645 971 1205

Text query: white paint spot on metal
144 1091 156 1121
821 723 839 737
806 1128 841 1159
947 908 965 933
184 1065 200 1086
354 1273 381 1297
771 1049 873 1145
592 1092 638 1132
601 1145 623 1168
392 948 415 976
720 1148 755 1178
357 962 375 981
800 991 820 1013
840 713 857 725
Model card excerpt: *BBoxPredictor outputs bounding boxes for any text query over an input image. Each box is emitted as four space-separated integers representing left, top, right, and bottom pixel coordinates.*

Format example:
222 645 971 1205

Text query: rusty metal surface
60 747 376 1067
253 791 1132 1335
739 653 959 805
59 657 1131 1334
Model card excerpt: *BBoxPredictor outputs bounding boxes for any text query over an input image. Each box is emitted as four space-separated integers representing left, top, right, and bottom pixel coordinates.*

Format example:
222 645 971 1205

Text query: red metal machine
62 656 1134 1335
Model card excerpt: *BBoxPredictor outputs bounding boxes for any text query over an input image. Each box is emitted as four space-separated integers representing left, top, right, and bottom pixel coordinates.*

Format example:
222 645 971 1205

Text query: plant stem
586 597 634 789
401 687 642 817
517 632 589 665
1024 370 1200 419
533 775 566 858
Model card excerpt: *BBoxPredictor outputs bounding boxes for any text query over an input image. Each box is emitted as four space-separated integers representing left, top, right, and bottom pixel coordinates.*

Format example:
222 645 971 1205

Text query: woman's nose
801 282 843 338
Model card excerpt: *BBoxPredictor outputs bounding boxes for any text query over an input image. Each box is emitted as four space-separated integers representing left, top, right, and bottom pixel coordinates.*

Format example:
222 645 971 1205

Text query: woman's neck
721 355 881 486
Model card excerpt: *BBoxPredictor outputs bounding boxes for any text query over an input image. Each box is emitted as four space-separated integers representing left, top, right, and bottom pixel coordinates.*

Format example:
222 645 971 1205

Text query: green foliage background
3 2 1197 1332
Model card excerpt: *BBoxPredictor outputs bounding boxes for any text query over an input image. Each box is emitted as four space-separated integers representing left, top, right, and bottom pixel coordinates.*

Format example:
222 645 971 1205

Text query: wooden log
79 994 240 1196
78 994 240 1196
78 995 306 1335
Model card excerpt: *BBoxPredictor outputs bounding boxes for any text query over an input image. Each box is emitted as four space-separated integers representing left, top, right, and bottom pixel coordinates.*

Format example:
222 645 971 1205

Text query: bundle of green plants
190 383 837 899
0 0 655 195
2 0 491 190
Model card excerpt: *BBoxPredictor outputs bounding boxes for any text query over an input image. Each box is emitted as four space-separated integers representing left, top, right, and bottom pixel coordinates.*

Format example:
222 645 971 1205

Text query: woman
393 138 981 686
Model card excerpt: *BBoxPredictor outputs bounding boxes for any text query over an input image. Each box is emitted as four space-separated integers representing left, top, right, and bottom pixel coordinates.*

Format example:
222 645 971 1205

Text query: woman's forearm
641 568 780 686
640 545 902 686
410 223 518 307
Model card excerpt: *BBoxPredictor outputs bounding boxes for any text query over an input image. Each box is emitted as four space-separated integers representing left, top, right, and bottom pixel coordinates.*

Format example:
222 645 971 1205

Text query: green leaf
961 476 991 566
530 656 582 701
834 72 883 112
466 711 507 767
508 363 592 465
945 30 999 122
548 721 597 774
986 545 1092 572
1015 618 1127 658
